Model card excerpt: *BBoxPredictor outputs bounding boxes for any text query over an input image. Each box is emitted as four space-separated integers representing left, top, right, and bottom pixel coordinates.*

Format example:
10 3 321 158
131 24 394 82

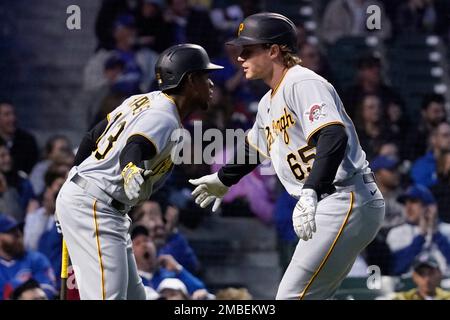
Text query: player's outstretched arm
189 138 264 212
189 173 229 212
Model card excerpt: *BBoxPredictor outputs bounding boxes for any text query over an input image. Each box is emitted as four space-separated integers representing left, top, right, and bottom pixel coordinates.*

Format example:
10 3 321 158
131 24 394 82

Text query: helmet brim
226 36 269 47
205 62 224 70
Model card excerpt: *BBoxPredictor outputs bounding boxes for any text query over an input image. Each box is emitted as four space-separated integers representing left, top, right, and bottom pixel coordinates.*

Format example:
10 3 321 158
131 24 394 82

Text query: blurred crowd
2 0 450 300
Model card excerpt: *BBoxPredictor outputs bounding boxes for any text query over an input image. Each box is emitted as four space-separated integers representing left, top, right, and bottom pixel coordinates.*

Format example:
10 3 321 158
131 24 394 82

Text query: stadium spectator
156 278 190 300
321 0 391 44
209 2 244 39
378 141 400 161
164 0 219 56
365 155 405 274
0 102 39 174
354 95 394 160
298 42 334 83
24 172 64 251
84 14 158 97
395 0 450 37
95 0 140 50
342 54 401 120
392 254 450 300
295 22 308 50
371 156 405 230
6 278 47 300
29 135 72 197
131 200 201 274
215 287 253 300
0 168 23 224
405 94 447 161
131 226 205 295
385 97 410 152
135 0 175 53
386 185 450 275
410 121 450 188
431 151 450 223
24 171 64 284
0 138 38 222
0 214 56 299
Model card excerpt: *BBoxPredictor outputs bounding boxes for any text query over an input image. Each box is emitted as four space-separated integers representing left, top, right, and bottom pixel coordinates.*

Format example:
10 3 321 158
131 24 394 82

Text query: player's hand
122 162 152 201
293 188 318 241
189 173 229 212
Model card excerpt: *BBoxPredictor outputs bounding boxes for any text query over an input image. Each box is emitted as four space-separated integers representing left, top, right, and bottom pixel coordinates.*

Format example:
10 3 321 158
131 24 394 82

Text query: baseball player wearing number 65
189 13 386 300
55 44 223 300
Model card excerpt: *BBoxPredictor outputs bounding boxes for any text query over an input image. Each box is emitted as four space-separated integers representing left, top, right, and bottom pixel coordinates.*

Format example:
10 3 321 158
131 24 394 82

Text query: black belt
71 173 127 212
111 199 126 212
362 172 376 184
333 171 377 189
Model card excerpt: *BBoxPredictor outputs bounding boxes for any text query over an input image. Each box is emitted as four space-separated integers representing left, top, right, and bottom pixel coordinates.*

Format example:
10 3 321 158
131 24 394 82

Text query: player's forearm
119 135 157 170
217 138 263 187
303 125 348 198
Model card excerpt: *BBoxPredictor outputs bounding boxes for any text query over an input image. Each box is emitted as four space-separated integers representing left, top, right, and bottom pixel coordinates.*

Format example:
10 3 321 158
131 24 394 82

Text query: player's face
237 44 271 80
190 72 214 110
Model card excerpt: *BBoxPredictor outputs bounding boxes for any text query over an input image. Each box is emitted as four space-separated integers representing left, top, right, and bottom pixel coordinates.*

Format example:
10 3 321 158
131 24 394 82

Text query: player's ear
186 73 196 87
268 44 280 59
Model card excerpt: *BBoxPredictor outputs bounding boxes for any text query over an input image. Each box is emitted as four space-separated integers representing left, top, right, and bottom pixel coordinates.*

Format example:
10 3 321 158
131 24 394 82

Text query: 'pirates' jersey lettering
247 65 368 198
271 107 295 145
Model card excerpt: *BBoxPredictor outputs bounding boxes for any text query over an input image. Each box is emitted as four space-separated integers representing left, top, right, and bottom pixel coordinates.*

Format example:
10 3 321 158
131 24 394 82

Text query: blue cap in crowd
398 184 436 205
114 14 136 29
0 214 23 233
370 156 399 172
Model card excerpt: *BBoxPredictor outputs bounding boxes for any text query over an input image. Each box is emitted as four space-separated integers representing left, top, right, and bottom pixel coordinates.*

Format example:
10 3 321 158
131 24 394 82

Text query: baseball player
189 13 386 300
55 44 223 300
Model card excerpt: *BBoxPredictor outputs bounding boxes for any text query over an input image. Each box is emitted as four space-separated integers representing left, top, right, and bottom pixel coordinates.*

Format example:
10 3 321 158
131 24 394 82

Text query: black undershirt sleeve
217 137 265 187
73 119 108 166
303 124 348 199
119 135 157 170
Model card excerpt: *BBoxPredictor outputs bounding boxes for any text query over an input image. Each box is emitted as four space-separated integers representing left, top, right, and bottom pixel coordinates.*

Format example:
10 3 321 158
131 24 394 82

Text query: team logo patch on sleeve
305 103 326 123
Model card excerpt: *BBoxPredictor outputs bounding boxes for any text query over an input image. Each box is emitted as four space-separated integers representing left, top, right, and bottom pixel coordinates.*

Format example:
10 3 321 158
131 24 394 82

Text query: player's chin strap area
70 173 129 213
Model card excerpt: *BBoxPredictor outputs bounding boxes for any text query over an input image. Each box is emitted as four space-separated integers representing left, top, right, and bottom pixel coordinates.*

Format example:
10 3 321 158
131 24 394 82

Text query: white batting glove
189 173 229 212
293 188 318 241
122 162 152 201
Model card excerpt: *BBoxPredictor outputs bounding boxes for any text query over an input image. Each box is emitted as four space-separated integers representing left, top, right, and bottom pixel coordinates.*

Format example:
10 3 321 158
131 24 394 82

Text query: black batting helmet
155 44 223 91
227 12 298 52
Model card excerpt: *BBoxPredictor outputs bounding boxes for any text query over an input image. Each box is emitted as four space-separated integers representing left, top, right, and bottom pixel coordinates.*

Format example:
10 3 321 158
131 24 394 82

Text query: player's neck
166 94 189 120
267 64 288 92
